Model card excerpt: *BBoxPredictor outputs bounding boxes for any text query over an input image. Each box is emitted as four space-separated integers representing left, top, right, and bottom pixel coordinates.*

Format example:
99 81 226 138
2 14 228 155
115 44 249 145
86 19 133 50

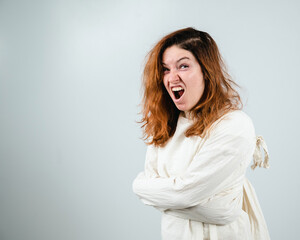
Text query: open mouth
172 87 185 100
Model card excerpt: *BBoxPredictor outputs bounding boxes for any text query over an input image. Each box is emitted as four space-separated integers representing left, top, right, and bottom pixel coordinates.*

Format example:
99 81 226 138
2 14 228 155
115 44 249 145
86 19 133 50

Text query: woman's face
162 45 205 113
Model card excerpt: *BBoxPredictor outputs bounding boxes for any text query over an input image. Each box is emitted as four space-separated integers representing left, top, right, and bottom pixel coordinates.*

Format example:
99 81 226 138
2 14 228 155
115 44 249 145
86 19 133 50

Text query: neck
183 111 193 119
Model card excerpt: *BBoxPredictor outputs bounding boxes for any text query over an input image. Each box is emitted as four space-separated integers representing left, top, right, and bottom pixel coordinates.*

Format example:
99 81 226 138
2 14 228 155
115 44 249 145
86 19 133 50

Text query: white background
0 0 299 239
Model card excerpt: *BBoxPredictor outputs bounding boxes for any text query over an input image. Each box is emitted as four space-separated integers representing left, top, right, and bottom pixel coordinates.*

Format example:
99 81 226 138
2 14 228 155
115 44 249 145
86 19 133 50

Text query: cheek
197 81 205 95
188 75 203 88
188 76 204 96
163 78 168 89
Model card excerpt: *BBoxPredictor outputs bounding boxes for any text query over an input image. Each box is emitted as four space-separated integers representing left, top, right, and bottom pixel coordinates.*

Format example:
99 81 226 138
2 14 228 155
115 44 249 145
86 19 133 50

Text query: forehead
162 45 195 64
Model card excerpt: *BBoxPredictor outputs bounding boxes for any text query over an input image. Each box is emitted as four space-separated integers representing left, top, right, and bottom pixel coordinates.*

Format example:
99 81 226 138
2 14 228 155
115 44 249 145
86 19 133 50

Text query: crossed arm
132 115 256 225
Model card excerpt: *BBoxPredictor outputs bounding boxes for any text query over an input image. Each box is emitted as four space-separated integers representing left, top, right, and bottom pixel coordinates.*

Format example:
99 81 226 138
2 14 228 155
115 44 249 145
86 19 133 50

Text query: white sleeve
144 144 159 178
161 181 244 224
132 113 256 210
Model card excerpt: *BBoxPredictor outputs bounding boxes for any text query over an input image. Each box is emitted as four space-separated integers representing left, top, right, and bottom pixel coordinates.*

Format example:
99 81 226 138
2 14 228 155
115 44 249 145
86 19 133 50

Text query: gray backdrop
0 0 299 239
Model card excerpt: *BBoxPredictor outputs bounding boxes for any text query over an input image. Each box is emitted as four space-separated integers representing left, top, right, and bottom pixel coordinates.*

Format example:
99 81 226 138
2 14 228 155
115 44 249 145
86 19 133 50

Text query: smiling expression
162 45 205 113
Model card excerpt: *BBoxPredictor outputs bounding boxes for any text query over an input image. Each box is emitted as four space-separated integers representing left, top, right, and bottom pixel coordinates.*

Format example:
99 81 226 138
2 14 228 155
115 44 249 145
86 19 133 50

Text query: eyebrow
162 57 190 65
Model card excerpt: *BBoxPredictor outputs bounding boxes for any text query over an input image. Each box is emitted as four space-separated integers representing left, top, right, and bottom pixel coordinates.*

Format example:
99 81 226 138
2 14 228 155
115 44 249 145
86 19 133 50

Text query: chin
175 105 190 112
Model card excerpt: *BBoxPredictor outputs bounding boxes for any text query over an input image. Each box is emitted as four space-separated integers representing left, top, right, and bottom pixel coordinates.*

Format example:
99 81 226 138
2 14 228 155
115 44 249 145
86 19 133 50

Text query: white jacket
132 110 270 240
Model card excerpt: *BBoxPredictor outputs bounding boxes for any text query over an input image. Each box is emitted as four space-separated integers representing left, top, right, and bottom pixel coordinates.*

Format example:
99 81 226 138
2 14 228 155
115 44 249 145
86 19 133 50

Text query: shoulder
220 110 254 127
209 110 256 139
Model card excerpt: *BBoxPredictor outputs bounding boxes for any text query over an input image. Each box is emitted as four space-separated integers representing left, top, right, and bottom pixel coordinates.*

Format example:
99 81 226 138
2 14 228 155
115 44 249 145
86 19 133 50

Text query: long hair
140 27 242 147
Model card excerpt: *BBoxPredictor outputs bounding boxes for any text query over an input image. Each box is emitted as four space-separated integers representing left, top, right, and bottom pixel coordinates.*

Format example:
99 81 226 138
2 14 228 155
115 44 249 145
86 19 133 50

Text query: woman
132 27 270 240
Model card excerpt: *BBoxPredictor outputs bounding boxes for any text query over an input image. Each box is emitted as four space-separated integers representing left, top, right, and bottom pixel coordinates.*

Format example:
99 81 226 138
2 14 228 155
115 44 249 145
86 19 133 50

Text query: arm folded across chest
132 112 256 224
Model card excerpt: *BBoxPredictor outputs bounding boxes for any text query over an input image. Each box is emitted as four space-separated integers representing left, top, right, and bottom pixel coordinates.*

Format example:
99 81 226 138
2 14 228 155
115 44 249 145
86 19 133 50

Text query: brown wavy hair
140 27 242 147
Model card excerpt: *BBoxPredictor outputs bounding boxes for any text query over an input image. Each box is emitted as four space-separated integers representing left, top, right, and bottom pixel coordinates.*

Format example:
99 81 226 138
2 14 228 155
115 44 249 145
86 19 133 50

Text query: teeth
172 87 183 91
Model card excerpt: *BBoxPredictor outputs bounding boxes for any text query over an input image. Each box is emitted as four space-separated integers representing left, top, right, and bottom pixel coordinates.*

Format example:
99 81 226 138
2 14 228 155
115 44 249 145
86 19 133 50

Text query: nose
167 69 180 83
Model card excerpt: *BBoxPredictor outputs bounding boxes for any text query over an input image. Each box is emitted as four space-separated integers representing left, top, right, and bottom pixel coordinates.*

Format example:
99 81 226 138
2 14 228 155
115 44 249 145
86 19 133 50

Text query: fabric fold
242 178 270 239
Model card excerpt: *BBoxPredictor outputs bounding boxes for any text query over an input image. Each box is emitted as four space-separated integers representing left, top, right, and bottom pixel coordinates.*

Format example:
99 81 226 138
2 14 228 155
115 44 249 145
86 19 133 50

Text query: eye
179 64 188 69
163 67 170 74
